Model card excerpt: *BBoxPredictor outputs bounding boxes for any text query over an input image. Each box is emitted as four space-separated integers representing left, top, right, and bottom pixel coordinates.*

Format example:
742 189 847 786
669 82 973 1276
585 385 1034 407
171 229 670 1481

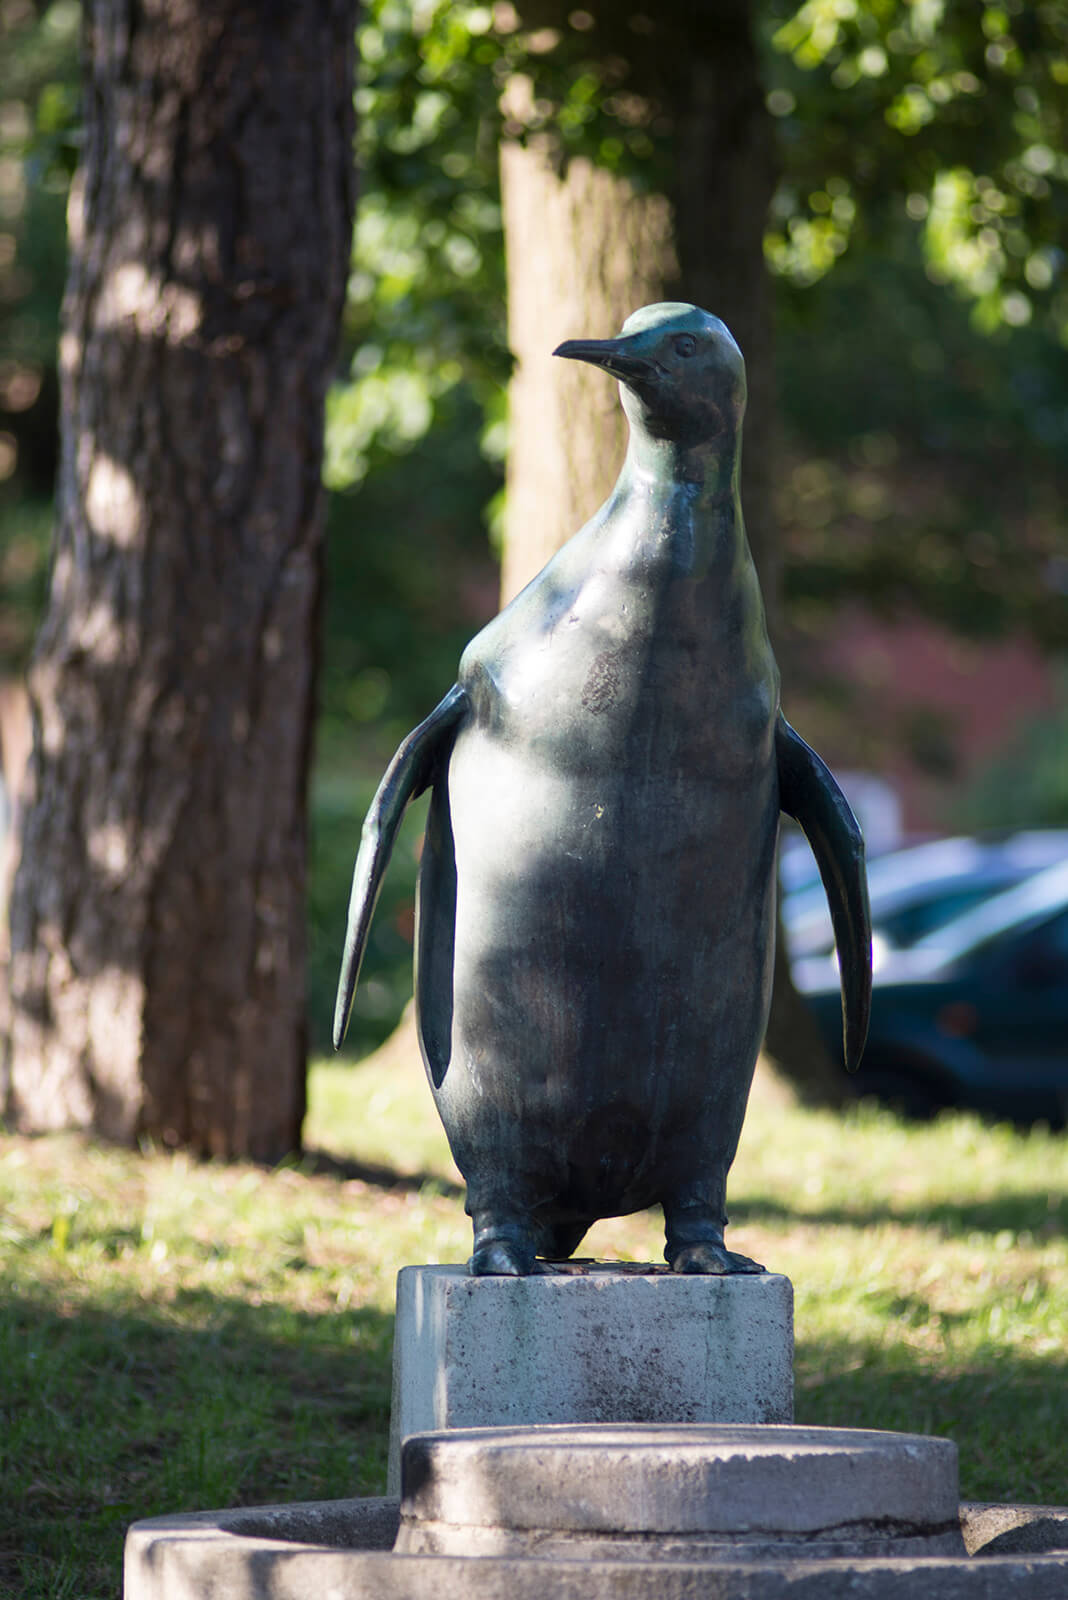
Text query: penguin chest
461 567 778 790
436 604 776 1041
444 638 778 947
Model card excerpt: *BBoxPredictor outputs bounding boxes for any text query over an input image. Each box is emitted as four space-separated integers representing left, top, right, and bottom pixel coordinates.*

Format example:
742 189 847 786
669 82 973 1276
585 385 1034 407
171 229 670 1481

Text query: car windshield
785 832 1068 954
911 860 1068 966
878 882 1019 946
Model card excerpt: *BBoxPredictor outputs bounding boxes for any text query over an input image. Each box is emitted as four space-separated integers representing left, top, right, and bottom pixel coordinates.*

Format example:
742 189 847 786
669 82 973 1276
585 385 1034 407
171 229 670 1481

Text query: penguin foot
670 1242 765 1276
468 1222 537 1276
469 1238 535 1275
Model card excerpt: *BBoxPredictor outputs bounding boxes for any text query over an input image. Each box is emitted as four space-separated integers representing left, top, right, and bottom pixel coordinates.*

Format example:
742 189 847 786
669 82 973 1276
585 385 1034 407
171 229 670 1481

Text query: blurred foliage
326 2 511 501
0 0 1065 1055
0 0 79 672
775 237 1067 651
959 672 1068 829
3 0 1065 681
764 0 1068 339
319 382 499 747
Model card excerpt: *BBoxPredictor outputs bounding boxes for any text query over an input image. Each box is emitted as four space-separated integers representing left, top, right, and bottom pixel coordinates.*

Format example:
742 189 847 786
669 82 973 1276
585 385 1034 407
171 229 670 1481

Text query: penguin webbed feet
468 1210 767 1277
469 1238 536 1276
468 1214 591 1276
664 1203 766 1276
469 1217 538 1277
670 1241 765 1275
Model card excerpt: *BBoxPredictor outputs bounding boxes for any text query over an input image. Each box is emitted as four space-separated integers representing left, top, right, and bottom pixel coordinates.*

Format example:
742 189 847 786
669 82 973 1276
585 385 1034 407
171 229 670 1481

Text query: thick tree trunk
500 2 848 1104
3 0 356 1158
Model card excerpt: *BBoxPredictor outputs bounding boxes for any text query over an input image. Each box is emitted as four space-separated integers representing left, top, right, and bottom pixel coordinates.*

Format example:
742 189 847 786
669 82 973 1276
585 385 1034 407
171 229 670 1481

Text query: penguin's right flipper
776 714 872 1073
332 684 468 1050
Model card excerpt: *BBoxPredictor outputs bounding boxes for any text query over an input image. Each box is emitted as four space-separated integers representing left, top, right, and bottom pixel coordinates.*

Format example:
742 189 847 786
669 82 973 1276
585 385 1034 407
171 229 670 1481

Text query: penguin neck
619 426 744 562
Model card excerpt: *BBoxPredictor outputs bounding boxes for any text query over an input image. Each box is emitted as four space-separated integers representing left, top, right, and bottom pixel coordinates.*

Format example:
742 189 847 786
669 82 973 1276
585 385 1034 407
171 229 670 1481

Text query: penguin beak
553 338 659 386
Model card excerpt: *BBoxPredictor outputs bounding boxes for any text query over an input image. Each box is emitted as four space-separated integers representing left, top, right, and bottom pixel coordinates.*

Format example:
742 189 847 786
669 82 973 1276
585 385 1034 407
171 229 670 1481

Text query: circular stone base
396 1423 966 1561
124 1496 1068 1600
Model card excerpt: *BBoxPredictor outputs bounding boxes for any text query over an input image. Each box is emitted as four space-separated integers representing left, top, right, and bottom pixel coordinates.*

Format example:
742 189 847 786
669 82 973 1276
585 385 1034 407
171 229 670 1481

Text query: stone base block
387 1264 793 1492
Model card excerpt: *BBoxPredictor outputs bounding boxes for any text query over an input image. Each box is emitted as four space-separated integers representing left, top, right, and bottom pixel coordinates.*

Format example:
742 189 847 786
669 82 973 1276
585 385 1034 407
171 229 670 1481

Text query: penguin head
554 303 746 450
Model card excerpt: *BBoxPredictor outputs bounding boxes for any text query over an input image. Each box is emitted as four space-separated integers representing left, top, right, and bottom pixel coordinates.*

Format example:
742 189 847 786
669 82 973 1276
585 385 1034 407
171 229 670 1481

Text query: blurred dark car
784 830 1068 972
796 860 1068 1124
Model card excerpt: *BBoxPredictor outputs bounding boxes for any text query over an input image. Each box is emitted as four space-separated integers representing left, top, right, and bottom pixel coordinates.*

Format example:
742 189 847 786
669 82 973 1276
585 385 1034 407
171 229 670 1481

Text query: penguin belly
414 620 780 1242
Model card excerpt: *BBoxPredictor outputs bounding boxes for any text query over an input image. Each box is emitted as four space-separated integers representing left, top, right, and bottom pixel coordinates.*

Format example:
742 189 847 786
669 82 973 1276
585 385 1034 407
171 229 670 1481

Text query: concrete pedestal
388 1264 793 1492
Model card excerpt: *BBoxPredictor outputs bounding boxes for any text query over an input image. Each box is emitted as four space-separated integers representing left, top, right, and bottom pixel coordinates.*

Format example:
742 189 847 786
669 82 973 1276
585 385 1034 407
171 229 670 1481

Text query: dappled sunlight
86 819 131 879
85 964 145 1101
96 260 203 342
84 450 141 547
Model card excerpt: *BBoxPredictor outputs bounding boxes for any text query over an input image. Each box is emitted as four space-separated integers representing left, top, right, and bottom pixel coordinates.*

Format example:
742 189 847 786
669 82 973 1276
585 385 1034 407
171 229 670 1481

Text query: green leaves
764 0 1068 339
0 0 80 672
328 1 511 492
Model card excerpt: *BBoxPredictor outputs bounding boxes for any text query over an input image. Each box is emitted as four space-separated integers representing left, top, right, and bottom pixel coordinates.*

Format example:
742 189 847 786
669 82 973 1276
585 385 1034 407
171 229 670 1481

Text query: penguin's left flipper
332 684 468 1050
776 714 872 1073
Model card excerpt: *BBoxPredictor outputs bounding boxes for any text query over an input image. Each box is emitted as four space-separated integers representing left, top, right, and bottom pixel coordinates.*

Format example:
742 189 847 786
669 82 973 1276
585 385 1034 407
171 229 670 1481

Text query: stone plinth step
395 1423 967 1562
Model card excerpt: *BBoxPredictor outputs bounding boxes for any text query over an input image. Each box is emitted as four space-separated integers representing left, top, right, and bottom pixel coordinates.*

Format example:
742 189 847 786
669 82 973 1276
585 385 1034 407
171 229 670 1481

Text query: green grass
2 1047 1066 1598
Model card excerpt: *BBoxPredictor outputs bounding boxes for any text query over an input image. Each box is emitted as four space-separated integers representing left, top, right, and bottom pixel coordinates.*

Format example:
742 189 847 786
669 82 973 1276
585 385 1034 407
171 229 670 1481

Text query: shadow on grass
795 1337 1068 1504
293 1158 1063 1240
0 1287 394 1600
298 1146 463 1199
734 1192 1064 1238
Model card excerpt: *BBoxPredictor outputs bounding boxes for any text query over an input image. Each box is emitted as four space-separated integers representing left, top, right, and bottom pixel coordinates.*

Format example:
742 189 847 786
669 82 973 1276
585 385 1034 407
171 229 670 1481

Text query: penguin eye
674 335 697 358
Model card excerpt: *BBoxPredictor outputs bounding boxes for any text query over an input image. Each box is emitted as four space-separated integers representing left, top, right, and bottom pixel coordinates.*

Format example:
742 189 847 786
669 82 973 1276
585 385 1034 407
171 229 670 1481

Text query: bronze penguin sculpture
335 303 871 1276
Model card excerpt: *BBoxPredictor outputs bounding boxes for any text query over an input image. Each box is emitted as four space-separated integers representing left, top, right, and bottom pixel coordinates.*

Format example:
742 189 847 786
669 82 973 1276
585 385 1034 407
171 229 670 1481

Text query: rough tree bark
3 0 357 1158
500 2 848 1103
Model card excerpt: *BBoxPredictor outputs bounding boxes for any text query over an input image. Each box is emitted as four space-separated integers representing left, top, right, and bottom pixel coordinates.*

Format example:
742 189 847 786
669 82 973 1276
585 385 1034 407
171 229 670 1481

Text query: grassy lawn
1 1043 1065 1598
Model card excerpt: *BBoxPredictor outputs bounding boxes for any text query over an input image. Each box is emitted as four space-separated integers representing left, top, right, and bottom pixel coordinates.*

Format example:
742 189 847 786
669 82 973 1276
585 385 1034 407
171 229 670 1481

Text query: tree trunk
500 2 848 1104
3 0 356 1158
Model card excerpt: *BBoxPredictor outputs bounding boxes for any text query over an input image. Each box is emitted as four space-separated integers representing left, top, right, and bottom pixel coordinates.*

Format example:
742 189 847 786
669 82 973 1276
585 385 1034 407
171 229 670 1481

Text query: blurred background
0 0 1065 1108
